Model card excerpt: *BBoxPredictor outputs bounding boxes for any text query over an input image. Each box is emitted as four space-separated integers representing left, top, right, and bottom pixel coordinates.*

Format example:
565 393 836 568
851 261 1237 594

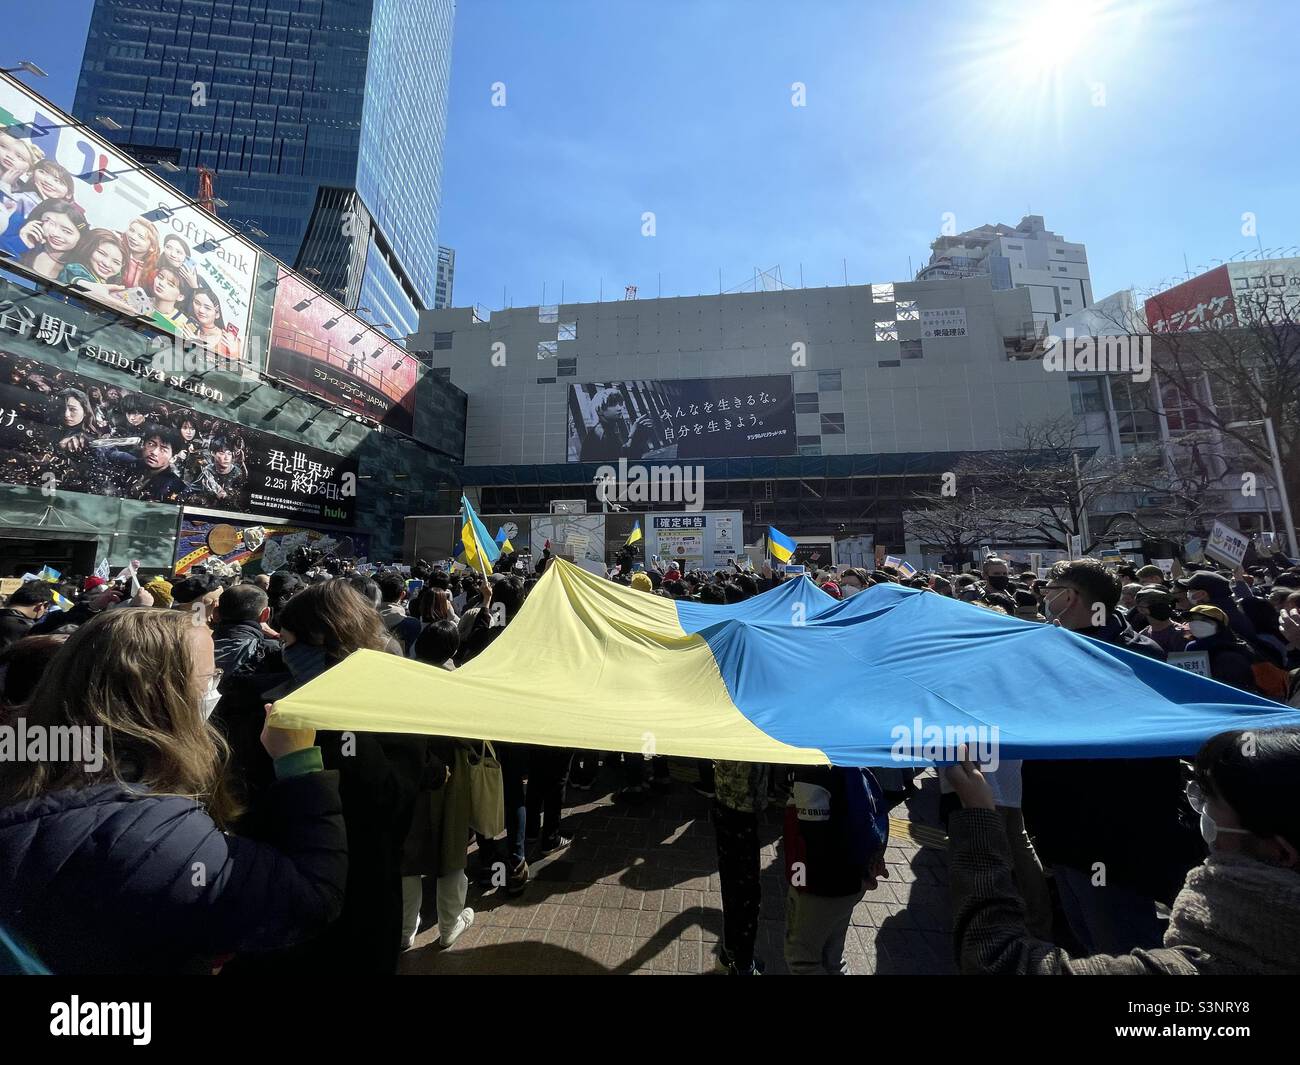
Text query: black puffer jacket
0 772 346 974
1021 611 1204 904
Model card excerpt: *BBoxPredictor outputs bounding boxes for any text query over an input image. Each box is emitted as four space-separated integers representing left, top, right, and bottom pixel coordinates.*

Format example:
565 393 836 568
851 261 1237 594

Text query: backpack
1250 659 1290 701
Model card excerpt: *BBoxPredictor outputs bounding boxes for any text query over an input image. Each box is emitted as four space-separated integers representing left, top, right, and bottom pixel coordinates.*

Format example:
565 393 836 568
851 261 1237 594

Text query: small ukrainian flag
767 526 796 565
495 526 514 553
625 521 642 547
460 495 501 575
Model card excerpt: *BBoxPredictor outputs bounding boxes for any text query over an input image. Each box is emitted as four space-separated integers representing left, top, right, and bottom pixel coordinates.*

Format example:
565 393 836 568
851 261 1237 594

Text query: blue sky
21 0 1298 312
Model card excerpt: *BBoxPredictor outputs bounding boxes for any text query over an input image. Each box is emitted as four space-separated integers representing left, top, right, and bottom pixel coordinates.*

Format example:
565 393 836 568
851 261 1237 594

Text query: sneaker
438 908 475 948
505 859 529 897
537 833 573 855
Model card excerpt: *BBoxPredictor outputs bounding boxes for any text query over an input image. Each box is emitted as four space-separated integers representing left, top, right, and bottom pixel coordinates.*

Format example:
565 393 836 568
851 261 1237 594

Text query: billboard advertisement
0 73 259 361
0 349 357 525
267 267 421 434
566 376 795 462
645 510 744 570
1144 266 1236 334
174 512 371 576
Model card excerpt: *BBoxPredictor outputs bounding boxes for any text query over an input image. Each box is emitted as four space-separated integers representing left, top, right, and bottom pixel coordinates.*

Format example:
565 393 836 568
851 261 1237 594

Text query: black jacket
214 667 425 975
212 619 278 677
0 609 35 653
1021 612 1204 904
0 774 346 974
1185 631 1259 694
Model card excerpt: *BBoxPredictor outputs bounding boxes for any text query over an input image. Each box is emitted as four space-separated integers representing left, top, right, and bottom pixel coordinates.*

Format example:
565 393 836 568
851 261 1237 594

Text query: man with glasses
1022 559 1203 956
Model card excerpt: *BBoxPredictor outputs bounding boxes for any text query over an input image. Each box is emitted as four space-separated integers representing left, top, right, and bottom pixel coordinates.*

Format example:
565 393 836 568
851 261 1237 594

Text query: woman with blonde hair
214 579 425 975
0 608 347 974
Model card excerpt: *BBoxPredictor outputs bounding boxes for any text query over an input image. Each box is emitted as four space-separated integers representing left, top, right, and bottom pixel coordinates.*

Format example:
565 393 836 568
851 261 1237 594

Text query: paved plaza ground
399 764 956 975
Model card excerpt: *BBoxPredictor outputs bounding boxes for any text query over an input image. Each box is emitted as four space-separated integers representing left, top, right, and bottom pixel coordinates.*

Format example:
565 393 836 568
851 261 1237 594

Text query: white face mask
843 585 862 597
198 678 221 720
1188 620 1218 639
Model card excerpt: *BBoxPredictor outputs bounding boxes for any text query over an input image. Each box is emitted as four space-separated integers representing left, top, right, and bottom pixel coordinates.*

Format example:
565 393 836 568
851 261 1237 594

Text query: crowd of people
0 541 1297 975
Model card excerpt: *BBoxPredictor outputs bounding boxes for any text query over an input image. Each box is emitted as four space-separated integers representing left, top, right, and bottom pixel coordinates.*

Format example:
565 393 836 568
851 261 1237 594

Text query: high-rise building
916 214 1092 330
435 245 455 309
72 0 454 340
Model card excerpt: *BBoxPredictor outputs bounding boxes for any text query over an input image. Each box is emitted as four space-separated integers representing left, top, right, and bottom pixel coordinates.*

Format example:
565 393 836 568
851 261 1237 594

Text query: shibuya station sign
0 282 248 405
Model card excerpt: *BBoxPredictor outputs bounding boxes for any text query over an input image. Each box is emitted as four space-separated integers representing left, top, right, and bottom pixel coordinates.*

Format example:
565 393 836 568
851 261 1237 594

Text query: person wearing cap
628 571 653 593
1012 589 1044 622
1185 605 1260 694
820 580 841 600
1136 587 1187 654
1177 570 1258 643
144 576 174 609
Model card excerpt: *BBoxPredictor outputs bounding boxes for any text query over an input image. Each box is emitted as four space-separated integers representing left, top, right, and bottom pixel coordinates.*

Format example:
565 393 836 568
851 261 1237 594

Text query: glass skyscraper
72 0 454 341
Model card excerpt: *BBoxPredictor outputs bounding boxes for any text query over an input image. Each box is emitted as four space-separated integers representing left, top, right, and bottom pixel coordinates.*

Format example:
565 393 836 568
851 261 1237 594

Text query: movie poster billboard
174 512 371 576
0 350 357 525
0 73 259 362
267 267 421 434
566 376 796 462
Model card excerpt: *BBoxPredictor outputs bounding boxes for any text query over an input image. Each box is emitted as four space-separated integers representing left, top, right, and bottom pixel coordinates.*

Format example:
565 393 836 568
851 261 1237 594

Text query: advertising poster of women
0 73 258 363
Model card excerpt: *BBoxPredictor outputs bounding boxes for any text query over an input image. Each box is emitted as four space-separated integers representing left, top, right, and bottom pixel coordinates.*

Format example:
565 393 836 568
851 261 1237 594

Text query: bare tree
1096 283 1300 540
906 417 1219 555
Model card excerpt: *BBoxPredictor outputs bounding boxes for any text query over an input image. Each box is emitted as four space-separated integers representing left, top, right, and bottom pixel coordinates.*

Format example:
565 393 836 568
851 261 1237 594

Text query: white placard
1167 651 1211 678
1205 520 1248 568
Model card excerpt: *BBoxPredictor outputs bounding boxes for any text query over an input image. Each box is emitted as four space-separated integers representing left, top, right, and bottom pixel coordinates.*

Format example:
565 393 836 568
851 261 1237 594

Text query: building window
799 444 822 457
797 434 821 446
538 305 559 324
1007 243 1023 250
795 392 820 414
817 369 841 391
900 339 923 359
557 357 577 377
537 376 556 384
820 413 845 434
877 359 901 368
433 331 453 350
871 283 894 303
874 320 898 341
1057 266 1068 272
1063 299 1073 305
895 299 919 320
558 321 577 340
1055 248 1066 254
1070 377 1106 414
1270 275 1285 287
537 340 558 360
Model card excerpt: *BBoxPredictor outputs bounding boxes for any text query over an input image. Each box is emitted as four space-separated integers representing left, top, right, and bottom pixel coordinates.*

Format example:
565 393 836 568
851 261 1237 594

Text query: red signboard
1144 266 1237 333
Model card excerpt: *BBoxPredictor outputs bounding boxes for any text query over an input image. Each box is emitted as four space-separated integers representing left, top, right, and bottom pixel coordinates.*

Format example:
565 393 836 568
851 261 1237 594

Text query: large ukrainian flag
270 559 1297 766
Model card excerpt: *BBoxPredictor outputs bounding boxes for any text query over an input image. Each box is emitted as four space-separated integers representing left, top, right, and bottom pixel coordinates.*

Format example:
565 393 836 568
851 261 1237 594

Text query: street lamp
1227 418 1298 557
2 61 47 77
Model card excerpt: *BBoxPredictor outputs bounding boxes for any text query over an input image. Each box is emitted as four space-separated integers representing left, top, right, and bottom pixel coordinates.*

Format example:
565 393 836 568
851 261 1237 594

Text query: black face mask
1145 603 1173 621
987 574 1010 591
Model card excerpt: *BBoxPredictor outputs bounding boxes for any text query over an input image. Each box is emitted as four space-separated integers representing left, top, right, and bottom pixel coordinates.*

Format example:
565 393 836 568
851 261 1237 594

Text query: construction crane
197 166 217 215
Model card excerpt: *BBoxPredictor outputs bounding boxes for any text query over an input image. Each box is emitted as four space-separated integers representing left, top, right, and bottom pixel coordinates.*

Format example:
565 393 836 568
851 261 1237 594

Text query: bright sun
1015 0 1107 81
